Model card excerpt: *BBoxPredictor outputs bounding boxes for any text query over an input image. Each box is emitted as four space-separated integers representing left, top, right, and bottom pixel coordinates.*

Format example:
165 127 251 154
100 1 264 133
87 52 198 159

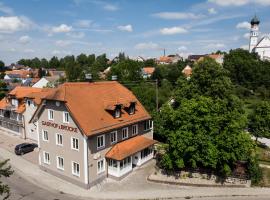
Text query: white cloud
236 21 250 30
152 12 202 20
67 32 85 39
52 50 71 55
208 0 249 6
207 43 225 48
103 4 119 11
24 49 35 53
0 2 14 15
209 0 270 6
75 19 92 28
208 8 217 14
160 27 188 35
134 42 159 50
55 40 72 47
117 24 133 32
240 45 249 50
0 16 32 33
243 33 250 39
51 24 72 33
178 46 187 51
19 35 31 44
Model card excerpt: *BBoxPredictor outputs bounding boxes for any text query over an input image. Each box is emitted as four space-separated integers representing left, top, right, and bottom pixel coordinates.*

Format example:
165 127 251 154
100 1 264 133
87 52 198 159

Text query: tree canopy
0 159 13 200
158 58 254 176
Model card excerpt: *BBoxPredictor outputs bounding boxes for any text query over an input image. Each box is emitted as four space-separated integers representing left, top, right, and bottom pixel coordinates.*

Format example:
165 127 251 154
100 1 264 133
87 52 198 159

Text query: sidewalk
2 146 270 199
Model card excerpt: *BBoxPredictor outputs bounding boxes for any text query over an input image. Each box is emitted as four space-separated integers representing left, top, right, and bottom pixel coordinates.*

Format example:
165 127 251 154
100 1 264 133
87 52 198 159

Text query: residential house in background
197 54 224 65
32 76 62 88
31 81 156 188
142 67 155 79
0 87 48 141
187 55 206 62
182 65 192 78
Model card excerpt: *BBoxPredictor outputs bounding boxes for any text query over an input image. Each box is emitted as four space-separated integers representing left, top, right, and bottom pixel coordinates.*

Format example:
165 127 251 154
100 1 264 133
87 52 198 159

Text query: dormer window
129 103 135 115
115 106 121 118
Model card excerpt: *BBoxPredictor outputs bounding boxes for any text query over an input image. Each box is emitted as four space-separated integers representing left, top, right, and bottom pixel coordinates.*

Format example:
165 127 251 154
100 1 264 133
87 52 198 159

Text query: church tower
249 15 260 53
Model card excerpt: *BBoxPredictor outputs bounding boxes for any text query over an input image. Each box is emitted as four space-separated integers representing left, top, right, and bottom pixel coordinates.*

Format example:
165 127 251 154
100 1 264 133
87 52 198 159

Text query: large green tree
0 159 13 200
159 58 254 176
248 101 270 141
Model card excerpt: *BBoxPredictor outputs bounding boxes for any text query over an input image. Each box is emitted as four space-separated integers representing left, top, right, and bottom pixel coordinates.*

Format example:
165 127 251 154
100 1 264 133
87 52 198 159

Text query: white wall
32 78 49 88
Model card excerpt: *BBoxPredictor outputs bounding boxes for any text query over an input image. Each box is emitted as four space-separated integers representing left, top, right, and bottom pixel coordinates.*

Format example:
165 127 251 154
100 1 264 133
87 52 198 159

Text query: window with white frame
120 157 131 170
108 159 117 168
144 120 152 131
97 159 105 174
56 133 63 146
71 137 79 150
97 135 105 149
48 109 54 120
57 156 64 170
43 152 50 164
63 112 70 123
110 131 117 144
122 127 128 139
72 161 80 176
132 124 138 135
42 130 49 141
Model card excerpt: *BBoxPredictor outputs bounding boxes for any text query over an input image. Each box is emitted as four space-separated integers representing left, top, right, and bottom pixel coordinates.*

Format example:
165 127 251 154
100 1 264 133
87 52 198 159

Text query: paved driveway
0 131 38 164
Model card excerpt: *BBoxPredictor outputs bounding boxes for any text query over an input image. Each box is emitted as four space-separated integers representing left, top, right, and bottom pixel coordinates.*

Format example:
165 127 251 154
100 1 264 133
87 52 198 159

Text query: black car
15 143 38 155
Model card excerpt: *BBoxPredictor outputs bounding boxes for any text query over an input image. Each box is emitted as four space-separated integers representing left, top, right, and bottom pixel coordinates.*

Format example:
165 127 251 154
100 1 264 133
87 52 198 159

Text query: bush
248 157 262 185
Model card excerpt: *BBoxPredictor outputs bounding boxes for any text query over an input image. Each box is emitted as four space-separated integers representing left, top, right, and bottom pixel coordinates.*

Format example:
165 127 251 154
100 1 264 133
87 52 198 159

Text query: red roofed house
30 81 156 188
142 67 155 79
0 87 51 141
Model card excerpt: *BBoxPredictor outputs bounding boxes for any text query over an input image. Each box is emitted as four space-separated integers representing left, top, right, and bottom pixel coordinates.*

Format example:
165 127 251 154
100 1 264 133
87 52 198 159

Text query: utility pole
163 49 166 57
156 79 159 112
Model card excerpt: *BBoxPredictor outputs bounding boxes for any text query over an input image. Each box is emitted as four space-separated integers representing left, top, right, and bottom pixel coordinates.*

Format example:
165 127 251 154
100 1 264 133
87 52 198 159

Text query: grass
259 167 270 187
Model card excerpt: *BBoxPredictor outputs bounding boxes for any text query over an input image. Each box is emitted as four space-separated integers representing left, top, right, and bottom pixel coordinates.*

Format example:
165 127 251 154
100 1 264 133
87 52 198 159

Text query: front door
132 152 140 167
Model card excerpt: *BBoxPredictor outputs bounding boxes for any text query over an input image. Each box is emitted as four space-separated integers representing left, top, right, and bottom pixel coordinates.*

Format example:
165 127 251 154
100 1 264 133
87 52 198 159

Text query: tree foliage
158 58 254 177
0 159 13 200
248 101 270 140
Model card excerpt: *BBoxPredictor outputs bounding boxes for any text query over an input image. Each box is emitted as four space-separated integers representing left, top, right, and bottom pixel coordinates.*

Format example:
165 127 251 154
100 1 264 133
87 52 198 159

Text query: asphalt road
1 171 270 200
1 171 83 200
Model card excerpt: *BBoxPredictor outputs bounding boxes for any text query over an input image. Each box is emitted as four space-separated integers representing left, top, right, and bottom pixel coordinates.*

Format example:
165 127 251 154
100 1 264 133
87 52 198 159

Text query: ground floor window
57 156 64 170
120 157 131 170
108 159 117 168
72 161 80 177
43 152 50 164
141 147 153 159
97 158 105 174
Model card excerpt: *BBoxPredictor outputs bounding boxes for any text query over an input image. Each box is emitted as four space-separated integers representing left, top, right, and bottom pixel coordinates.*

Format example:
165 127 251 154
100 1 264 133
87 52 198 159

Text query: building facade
31 82 156 188
249 15 270 60
0 87 49 141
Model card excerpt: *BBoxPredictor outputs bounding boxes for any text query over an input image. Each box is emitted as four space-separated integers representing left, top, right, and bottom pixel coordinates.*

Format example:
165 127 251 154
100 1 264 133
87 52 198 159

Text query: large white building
249 15 270 60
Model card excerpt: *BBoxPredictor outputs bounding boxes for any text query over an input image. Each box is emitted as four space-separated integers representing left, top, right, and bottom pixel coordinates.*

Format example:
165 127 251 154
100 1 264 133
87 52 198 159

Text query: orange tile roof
9 87 43 99
106 135 157 160
41 82 151 136
0 98 9 110
143 67 155 75
182 65 192 77
25 88 53 105
5 70 31 78
159 56 172 63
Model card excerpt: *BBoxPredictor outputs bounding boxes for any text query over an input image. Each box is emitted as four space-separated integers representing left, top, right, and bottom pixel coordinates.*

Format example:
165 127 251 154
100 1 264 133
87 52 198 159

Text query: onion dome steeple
251 15 260 25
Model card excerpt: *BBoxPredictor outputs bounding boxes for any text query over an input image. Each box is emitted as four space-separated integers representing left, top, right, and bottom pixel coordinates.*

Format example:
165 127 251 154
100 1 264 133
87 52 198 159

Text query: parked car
15 143 38 155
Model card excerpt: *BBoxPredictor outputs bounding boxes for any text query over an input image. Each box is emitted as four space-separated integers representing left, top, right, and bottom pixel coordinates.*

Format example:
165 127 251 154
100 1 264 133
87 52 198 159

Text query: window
108 159 117 168
110 131 117 144
132 124 138 136
27 100 31 106
144 120 153 131
141 147 153 159
43 152 50 164
57 156 64 170
120 157 131 170
71 137 79 150
48 109 54 120
122 127 128 139
42 130 49 141
115 108 121 118
63 112 70 123
56 133 63 146
129 103 135 115
72 162 80 177
97 135 105 149
97 159 105 174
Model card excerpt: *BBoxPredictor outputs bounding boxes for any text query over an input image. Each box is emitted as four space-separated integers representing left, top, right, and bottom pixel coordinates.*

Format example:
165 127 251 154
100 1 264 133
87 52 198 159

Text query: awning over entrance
106 135 157 161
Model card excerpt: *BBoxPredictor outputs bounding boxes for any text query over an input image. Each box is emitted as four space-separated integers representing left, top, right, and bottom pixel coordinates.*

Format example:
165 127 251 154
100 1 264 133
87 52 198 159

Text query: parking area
0 130 38 164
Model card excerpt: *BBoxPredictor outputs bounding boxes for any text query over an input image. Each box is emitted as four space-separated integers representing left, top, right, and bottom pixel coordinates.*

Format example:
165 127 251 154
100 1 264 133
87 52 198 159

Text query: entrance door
132 152 140 167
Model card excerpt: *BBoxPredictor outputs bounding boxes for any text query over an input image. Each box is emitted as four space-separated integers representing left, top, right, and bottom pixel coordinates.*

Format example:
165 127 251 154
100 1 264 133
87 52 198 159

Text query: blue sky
0 0 270 64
